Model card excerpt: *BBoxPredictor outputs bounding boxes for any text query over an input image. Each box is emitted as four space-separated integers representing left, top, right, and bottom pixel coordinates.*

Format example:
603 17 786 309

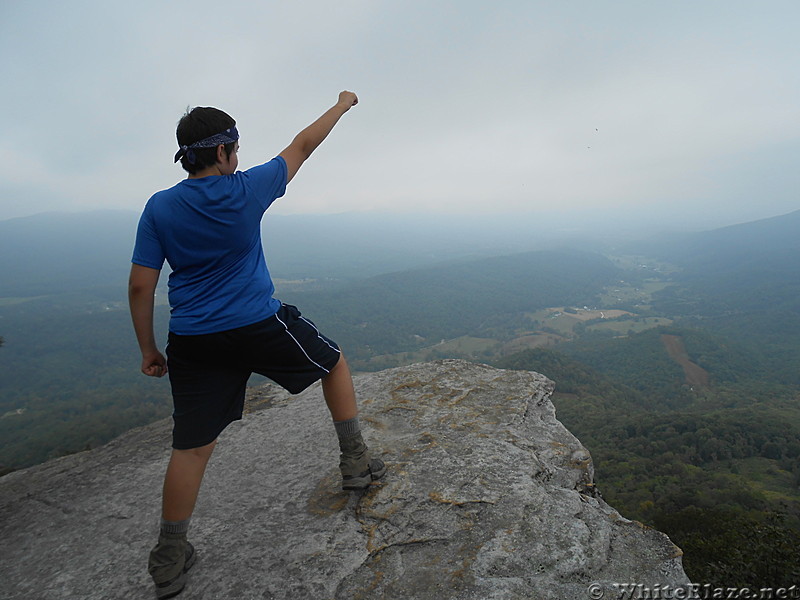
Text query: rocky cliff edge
0 359 689 599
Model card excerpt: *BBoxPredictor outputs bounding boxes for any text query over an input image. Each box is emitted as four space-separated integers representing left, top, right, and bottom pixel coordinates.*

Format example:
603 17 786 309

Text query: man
129 91 385 599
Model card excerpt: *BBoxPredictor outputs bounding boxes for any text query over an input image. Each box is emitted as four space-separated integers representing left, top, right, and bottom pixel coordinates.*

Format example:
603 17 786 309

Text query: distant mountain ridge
0 209 575 297
680 208 800 260
641 208 800 273
2 207 798 298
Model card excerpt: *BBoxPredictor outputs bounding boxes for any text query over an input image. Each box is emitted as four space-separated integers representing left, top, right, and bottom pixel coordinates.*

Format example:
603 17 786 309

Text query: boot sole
154 543 196 599
155 573 186 600
342 462 388 490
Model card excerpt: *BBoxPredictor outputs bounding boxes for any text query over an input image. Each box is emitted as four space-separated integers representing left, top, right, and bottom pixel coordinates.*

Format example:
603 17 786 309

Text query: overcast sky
1 1 798 228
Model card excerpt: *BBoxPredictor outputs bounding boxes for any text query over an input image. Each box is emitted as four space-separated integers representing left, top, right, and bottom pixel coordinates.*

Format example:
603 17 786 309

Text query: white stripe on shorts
299 315 341 354
274 313 337 374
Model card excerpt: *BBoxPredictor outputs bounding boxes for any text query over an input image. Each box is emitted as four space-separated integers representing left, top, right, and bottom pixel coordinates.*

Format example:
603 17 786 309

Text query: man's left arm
279 91 359 184
128 264 167 377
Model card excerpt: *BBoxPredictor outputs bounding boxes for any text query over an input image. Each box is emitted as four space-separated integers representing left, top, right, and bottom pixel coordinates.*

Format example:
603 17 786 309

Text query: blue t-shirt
132 157 287 335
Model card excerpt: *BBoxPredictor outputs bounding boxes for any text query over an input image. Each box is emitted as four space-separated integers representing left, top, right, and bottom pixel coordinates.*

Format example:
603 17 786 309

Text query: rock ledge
0 359 689 599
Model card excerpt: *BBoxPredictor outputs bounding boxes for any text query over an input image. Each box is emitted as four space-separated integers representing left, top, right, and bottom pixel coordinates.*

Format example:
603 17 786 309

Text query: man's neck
188 165 223 179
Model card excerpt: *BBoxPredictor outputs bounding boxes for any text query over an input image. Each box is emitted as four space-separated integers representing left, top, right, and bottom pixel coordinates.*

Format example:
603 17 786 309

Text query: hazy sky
1 1 798 228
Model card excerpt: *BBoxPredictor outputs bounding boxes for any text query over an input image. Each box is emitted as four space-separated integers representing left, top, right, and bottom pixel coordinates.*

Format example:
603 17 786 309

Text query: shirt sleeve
243 156 288 212
131 203 165 269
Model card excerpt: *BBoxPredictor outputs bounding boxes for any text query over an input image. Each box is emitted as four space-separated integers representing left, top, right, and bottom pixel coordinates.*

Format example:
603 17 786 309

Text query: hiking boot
148 532 196 599
339 431 387 490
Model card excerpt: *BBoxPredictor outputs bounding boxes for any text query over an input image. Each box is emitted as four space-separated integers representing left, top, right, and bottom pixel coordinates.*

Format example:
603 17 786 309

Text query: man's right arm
279 91 358 183
128 263 167 377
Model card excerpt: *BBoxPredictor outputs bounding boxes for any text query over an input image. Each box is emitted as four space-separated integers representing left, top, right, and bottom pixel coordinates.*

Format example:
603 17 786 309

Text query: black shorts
166 303 341 449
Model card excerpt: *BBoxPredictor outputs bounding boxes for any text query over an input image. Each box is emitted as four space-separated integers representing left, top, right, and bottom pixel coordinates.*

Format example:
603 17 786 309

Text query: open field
527 301 676 340
588 316 673 335
356 305 673 370
598 279 673 306
526 311 584 336
605 254 680 275
501 332 569 354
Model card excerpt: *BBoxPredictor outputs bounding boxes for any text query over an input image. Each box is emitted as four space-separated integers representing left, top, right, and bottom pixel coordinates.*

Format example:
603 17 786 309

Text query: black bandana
174 126 239 164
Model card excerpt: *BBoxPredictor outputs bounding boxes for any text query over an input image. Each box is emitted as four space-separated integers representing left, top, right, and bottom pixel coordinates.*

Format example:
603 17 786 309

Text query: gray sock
334 416 361 440
160 517 190 535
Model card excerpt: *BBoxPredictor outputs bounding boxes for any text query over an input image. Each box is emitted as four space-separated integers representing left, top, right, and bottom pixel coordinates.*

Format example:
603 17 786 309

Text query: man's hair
176 107 237 174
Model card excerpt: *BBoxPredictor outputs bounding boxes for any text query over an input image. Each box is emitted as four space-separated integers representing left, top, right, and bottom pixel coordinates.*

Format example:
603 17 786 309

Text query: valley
1 209 799 587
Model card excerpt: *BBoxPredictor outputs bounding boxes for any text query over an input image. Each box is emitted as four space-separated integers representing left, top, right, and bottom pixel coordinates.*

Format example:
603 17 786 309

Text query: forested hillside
644 209 800 383
0 293 172 472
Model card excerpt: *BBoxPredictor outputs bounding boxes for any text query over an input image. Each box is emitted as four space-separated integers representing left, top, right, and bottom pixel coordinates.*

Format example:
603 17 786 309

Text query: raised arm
279 91 358 183
128 263 167 377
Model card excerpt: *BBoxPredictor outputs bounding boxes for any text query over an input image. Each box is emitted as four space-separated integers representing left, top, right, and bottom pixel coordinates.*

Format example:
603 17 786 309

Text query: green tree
655 508 800 587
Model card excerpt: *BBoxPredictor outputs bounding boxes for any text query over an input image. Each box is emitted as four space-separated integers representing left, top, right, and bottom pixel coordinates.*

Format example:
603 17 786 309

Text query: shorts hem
171 416 242 450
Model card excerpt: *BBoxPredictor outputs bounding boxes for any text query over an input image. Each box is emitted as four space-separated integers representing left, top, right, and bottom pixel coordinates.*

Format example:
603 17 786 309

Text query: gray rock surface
0 359 690 599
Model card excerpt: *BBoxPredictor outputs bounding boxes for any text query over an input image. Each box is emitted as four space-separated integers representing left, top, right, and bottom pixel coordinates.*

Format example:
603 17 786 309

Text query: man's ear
215 144 226 164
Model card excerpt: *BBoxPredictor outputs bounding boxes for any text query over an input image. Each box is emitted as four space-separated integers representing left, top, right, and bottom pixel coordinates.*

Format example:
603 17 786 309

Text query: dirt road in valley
660 334 710 388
